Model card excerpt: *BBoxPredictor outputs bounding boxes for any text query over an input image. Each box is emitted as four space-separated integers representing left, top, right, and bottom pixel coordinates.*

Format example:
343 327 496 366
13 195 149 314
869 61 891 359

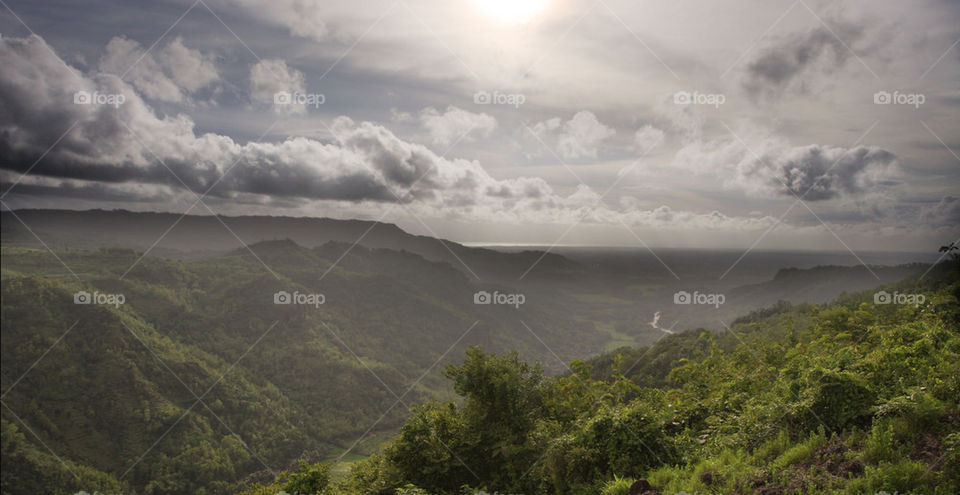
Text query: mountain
0 240 604 494
241 261 960 495
2 210 951 494
729 264 931 305
0 209 580 283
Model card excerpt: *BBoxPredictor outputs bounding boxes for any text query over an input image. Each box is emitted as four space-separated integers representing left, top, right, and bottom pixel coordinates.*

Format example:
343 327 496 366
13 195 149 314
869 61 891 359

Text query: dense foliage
0 243 595 494
2 241 957 494
254 262 960 494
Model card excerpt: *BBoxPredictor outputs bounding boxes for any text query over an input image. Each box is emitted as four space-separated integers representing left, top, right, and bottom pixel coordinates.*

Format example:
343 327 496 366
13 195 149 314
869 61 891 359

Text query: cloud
919 196 960 228
418 105 497 148
1 176 175 203
634 125 665 154
0 35 778 234
390 108 414 122
557 111 615 159
741 22 868 102
674 129 901 202
3 33 940 241
220 0 329 41
98 36 219 103
529 111 615 160
0 35 553 207
249 59 307 114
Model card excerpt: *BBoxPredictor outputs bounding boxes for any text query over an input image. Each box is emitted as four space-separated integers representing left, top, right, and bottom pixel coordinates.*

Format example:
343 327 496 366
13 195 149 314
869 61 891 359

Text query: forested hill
0 240 598 494
237 260 959 495
2 240 956 493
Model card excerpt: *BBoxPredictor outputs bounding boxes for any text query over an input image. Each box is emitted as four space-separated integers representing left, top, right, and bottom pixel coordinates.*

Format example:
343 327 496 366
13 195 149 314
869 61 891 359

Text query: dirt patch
628 479 661 495
698 470 721 486
807 441 865 479
755 486 785 495
910 432 943 463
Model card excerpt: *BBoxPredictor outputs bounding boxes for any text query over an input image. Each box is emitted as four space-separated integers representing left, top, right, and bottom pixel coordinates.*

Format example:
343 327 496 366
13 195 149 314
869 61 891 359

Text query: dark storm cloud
675 129 902 204
0 179 173 203
920 196 960 228
0 34 550 207
777 146 900 200
742 22 868 101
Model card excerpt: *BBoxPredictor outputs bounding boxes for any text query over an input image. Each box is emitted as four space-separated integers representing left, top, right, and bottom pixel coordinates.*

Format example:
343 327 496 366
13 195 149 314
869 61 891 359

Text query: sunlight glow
471 0 550 25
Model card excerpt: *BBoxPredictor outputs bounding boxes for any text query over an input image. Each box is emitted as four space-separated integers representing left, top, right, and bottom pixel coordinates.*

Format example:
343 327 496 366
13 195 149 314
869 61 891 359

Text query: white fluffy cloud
419 106 497 148
634 125 665 154
249 59 307 114
0 34 787 235
557 111 615 159
5 33 947 243
98 36 219 103
529 111 615 160
0 35 553 206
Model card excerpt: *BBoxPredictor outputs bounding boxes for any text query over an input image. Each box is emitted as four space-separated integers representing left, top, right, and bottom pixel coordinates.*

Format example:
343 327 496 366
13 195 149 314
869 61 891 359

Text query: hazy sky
1 0 958 251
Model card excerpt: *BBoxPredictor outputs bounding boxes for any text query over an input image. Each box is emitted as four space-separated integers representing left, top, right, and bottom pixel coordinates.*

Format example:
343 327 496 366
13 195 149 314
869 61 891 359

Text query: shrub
808 371 875 430
599 475 635 495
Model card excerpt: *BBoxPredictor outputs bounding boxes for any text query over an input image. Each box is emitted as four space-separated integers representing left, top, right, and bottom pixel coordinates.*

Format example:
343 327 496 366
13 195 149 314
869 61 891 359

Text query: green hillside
2 241 957 494
241 261 960 495
0 242 599 494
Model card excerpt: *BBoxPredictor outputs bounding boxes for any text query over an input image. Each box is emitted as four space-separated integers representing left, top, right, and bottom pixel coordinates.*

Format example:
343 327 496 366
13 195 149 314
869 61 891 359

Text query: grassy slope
0 242 602 494
304 262 960 495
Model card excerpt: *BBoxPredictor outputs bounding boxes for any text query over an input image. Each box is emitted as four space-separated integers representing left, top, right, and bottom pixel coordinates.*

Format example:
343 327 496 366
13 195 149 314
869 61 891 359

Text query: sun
471 0 550 25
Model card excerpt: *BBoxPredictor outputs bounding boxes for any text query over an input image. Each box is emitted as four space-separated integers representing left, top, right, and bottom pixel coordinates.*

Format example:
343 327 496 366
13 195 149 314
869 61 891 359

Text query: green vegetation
244 261 957 494
2 240 957 494
595 322 638 352
0 242 597 494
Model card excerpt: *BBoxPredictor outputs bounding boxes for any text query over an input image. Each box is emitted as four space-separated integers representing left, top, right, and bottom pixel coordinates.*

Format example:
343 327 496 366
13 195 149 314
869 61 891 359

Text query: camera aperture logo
73 90 125 108
473 90 525 108
673 90 725 108
873 290 925 307
273 91 325 108
873 90 924 109
673 290 725 308
274 290 325 308
473 290 525 309
73 290 125 308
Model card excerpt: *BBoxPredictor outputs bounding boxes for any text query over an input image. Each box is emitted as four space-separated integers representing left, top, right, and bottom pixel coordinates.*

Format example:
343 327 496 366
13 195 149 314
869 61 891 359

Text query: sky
0 0 958 251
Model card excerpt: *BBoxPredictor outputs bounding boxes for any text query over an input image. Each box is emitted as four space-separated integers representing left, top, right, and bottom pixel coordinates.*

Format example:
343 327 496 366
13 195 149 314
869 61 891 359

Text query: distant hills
729 264 931 305
1 209 952 494
2 209 940 335
0 209 579 283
